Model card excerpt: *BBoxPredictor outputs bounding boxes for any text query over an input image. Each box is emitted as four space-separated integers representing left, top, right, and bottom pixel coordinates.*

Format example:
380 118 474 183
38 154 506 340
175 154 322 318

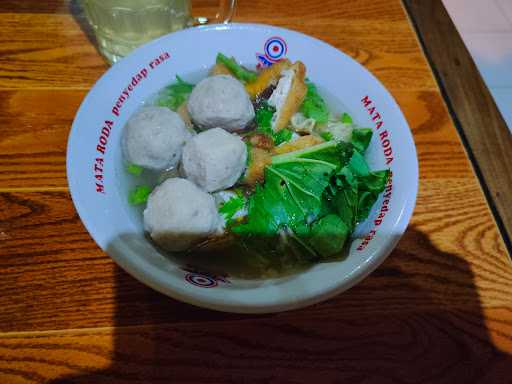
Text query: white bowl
67 23 418 313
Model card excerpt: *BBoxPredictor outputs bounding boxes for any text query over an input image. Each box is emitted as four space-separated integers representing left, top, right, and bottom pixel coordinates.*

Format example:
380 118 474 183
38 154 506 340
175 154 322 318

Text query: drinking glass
80 0 236 63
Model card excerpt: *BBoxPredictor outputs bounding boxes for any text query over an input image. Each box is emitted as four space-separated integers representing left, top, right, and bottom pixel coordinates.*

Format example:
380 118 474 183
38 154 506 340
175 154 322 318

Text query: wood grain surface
0 0 511 382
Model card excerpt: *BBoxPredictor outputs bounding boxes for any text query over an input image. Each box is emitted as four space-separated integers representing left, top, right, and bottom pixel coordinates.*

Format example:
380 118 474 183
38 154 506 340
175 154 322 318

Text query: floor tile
496 0 512 25
443 0 512 32
463 33 512 88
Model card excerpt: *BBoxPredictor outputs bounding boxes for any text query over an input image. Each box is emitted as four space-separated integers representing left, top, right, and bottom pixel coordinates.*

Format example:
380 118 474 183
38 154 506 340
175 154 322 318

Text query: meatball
187 75 255 131
143 178 220 252
182 128 247 192
122 106 191 171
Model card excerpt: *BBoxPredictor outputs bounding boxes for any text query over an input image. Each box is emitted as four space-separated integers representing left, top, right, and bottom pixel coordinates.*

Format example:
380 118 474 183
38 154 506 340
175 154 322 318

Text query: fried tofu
272 134 323 155
245 59 292 99
269 61 307 132
177 101 193 128
242 147 272 185
248 133 274 150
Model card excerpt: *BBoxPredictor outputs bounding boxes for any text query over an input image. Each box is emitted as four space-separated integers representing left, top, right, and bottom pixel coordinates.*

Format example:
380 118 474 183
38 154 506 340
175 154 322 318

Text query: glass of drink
79 0 236 64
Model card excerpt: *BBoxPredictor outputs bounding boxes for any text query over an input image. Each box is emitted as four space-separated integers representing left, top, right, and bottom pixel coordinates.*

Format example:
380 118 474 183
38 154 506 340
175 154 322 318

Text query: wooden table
1 0 511 382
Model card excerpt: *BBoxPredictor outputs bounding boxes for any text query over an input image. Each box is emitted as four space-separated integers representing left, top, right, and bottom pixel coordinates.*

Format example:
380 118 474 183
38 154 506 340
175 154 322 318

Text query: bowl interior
67 23 418 313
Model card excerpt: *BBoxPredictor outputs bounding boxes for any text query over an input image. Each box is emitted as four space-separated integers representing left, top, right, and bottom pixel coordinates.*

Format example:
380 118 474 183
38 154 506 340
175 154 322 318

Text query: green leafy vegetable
216 53 258 83
320 131 333 141
156 75 194 110
128 185 152 205
254 103 293 145
355 170 389 221
329 167 358 230
233 141 352 236
272 140 353 168
273 128 293 145
126 163 143 176
219 194 246 226
232 162 334 235
351 128 373 153
348 150 370 176
307 214 350 258
341 112 353 124
255 103 275 137
233 138 389 261
300 81 329 124
328 173 389 230
359 170 390 193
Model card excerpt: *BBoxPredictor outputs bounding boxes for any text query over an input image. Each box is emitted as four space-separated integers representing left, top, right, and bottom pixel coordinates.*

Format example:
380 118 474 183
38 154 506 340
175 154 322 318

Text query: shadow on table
50 227 512 383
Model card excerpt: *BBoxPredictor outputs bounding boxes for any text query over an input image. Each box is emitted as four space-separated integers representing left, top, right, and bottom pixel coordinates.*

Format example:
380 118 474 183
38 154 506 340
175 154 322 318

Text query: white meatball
182 128 247 192
187 75 255 131
122 106 191 171
143 178 220 252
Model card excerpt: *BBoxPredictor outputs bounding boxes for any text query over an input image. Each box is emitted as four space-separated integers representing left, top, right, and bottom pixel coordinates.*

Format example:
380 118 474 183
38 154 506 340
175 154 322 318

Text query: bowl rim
67 22 419 313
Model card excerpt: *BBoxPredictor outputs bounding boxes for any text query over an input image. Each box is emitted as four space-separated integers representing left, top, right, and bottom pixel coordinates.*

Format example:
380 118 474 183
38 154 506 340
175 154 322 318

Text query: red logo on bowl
182 267 230 288
256 36 288 69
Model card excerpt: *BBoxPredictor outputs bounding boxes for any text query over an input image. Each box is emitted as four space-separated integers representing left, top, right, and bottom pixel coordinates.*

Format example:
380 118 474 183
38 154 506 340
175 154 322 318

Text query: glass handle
194 0 236 25
215 0 236 23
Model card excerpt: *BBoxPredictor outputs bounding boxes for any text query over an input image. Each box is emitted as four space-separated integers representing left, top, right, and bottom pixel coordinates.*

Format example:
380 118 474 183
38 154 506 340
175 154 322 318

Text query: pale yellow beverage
80 0 192 63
